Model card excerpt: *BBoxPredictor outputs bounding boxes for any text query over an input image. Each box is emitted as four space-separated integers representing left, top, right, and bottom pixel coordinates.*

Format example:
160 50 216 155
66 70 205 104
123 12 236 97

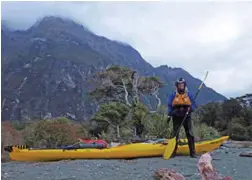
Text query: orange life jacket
172 92 192 106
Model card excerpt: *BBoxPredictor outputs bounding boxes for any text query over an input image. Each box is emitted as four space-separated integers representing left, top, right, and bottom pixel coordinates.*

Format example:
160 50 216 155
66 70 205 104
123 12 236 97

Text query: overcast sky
1 1 252 98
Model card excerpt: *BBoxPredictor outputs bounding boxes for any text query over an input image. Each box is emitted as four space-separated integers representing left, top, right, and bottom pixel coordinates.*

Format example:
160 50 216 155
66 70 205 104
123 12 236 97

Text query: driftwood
154 153 232 180
239 151 252 157
197 153 232 180
154 168 185 180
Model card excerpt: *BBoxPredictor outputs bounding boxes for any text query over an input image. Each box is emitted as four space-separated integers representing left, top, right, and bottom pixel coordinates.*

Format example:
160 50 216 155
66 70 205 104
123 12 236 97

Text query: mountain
1 16 227 121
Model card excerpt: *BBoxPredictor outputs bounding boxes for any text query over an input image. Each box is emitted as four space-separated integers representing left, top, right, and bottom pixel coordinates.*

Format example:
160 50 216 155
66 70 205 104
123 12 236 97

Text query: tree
89 66 165 137
89 65 164 112
91 102 130 138
241 107 252 126
222 99 243 125
131 102 150 137
196 102 223 128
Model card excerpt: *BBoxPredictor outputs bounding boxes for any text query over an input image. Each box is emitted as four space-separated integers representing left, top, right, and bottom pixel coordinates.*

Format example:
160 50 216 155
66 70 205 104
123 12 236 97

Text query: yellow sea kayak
5 136 229 162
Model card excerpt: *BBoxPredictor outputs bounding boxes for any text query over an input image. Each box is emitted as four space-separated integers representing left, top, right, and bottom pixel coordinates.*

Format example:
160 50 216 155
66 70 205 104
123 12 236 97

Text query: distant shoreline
224 140 252 148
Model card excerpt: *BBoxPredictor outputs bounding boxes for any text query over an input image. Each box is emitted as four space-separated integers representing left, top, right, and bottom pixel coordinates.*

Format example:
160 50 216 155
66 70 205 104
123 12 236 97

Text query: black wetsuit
167 91 197 157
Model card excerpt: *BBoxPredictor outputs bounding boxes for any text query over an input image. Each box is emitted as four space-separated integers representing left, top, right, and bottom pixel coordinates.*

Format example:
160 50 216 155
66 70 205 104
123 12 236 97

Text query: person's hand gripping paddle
163 71 209 160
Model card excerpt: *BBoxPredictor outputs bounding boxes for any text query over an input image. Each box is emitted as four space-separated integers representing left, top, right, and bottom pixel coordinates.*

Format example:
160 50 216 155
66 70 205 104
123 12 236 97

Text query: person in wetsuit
167 77 197 158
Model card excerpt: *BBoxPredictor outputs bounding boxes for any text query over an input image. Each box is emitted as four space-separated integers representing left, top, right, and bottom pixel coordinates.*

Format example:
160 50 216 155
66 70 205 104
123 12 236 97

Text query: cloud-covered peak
2 1 252 97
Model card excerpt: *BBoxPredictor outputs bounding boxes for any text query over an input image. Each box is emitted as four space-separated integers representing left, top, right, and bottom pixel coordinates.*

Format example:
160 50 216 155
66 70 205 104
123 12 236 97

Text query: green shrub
97 127 116 142
120 127 134 140
22 122 37 147
143 111 172 138
92 102 130 138
228 122 248 140
194 123 220 141
230 117 247 127
246 125 252 140
22 117 88 148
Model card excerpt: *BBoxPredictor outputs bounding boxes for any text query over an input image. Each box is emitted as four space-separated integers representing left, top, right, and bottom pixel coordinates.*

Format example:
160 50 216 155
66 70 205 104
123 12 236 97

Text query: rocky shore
2 147 252 180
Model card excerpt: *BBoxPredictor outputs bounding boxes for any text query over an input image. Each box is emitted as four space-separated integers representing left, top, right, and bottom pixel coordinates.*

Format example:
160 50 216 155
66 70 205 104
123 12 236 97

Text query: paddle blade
163 137 176 160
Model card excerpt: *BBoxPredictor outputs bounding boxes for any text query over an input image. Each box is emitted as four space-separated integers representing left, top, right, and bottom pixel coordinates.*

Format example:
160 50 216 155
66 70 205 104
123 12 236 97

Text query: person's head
175 77 186 93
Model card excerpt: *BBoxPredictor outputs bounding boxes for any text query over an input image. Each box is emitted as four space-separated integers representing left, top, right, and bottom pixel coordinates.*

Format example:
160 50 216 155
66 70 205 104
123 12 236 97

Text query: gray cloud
1 1 252 97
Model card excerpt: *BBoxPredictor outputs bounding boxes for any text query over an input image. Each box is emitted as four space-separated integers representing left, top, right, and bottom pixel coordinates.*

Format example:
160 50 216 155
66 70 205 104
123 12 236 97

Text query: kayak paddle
163 71 209 160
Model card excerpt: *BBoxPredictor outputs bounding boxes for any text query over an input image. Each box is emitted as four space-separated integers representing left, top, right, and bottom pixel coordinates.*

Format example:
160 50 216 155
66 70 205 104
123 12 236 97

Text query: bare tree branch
150 86 162 113
121 78 132 107
139 91 153 110
89 66 165 114
2 98 6 111
132 71 140 104
116 125 120 138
